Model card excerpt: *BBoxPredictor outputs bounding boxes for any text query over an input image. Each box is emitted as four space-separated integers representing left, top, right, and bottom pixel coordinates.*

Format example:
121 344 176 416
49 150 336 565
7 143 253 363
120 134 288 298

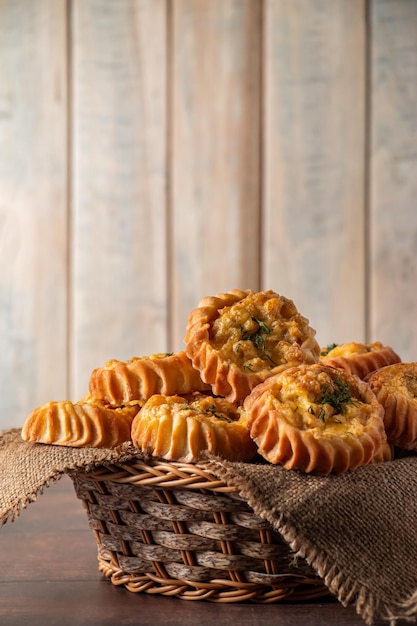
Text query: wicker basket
71 459 330 603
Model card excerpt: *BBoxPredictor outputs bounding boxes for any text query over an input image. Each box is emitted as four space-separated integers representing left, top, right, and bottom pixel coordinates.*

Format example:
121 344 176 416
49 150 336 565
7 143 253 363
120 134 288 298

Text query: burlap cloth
1 428 416 625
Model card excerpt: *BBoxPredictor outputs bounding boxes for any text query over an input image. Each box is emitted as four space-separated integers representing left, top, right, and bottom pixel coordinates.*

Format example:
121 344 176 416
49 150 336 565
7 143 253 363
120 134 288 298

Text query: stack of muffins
22 289 416 475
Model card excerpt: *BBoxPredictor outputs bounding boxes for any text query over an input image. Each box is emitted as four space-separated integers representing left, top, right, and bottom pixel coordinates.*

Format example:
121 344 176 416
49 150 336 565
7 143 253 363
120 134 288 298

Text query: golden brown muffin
21 398 139 448
367 362 417 450
88 351 210 407
320 341 401 379
241 363 387 475
184 289 321 402
131 392 257 463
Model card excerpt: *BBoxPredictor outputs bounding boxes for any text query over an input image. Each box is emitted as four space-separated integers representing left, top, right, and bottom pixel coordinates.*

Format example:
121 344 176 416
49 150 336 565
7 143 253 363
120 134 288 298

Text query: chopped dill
239 317 277 366
320 343 338 357
178 402 193 411
308 403 344 423
306 376 358 423
319 376 356 414
205 404 234 422
177 401 232 422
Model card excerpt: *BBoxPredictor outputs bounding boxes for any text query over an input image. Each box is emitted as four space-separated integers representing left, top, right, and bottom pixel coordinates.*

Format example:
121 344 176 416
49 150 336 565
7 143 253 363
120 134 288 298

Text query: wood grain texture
263 0 367 349
0 0 68 427
0 582 383 626
71 0 168 399
0 0 415 430
369 0 417 361
170 0 262 350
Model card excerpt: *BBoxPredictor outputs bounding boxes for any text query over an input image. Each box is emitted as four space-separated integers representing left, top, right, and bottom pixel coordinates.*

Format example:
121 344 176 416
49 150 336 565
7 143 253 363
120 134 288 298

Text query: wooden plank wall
0 0 416 429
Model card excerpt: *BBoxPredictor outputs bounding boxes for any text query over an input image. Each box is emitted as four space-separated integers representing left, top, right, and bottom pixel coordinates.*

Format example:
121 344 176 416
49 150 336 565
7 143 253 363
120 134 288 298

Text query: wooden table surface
0 475 397 626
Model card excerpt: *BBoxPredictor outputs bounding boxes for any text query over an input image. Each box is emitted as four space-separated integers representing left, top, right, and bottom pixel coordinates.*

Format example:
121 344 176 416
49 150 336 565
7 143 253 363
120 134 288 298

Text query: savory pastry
88 351 210 407
367 362 417 450
372 441 394 463
21 397 139 448
242 363 387 475
184 289 321 402
131 392 257 463
320 341 401 379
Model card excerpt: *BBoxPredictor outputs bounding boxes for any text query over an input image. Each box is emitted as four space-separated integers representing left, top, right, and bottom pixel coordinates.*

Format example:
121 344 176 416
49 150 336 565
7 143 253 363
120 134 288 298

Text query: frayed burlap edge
0 429 141 525
4 472 60 526
277 520 417 626
205 459 417 626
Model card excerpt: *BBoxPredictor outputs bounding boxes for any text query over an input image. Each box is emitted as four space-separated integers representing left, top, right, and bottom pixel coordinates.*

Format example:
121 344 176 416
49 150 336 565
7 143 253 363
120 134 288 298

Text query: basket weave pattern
71 460 329 602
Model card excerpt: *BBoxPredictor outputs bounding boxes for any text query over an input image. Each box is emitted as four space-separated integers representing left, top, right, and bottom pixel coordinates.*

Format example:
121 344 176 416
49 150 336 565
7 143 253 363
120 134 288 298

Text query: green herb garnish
319 376 356 414
320 343 338 357
308 377 356 423
239 317 277 366
178 401 233 422
205 404 234 422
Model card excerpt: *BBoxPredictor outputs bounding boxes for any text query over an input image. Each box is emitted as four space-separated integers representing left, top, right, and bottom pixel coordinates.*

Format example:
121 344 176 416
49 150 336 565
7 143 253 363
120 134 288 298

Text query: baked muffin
131 392 257 463
367 362 417 450
242 363 387 475
21 397 139 448
184 289 321 402
320 341 401 379
88 351 210 407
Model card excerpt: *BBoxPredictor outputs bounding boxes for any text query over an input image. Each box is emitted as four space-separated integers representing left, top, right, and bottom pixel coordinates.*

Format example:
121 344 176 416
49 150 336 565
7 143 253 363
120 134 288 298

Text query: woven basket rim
73 458 236 492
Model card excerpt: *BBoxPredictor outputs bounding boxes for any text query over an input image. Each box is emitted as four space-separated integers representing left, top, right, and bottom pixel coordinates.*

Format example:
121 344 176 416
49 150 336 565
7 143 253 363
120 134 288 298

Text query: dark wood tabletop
0 476 393 626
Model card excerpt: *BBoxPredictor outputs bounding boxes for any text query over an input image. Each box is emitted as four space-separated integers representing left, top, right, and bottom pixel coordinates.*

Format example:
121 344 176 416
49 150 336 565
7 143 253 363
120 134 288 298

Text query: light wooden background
0 0 416 429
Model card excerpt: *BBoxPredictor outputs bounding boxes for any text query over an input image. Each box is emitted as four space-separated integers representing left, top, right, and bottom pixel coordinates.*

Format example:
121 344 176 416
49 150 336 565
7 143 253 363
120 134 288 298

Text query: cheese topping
371 363 417 397
103 353 174 369
209 291 317 373
267 367 372 438
322 341 384 359
144 394 241 424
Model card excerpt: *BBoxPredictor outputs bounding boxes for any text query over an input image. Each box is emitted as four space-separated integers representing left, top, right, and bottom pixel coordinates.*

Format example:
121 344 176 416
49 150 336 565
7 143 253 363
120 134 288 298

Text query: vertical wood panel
72 0 167 399
263 0 367 349
170 0 262 350
369 0 417 361
1 0 415 427
0 0 68 428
